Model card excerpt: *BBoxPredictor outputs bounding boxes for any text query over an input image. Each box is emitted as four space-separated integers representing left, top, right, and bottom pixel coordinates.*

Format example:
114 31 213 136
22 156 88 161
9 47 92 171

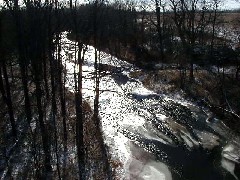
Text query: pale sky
0 0 240 10
223 0 240 9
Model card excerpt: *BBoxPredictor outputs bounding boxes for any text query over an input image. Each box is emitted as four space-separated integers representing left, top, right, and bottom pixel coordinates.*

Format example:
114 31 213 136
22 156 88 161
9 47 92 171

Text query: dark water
111 72 239 180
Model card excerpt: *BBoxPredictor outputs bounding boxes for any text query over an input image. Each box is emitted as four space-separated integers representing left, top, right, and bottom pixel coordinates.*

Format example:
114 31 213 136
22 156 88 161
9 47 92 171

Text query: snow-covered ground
60 32 240 180
60 32 172 179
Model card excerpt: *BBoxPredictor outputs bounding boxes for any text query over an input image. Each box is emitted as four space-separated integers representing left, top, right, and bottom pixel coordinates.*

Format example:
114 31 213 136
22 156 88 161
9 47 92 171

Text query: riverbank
129 67 240 135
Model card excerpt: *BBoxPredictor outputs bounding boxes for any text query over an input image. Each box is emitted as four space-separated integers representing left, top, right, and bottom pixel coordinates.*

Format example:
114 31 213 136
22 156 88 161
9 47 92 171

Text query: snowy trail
60 32 240 180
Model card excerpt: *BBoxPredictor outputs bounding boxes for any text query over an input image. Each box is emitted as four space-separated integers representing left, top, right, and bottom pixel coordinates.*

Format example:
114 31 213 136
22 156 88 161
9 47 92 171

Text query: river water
61 32 240 180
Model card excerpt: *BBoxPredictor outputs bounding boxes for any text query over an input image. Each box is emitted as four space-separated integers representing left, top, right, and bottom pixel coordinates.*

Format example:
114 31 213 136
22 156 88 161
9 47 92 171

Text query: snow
129 160 172 180
223 144 240 164
121 113 145 126
221 158 238 180
156 114 167 121
195 130 220 149
60 31 240 180
132 87 156 96
211 66 237 75
60 31 172 179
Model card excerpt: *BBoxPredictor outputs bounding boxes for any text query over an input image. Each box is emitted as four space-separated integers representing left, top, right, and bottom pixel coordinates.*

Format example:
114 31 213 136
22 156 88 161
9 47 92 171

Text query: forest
0 0 240 179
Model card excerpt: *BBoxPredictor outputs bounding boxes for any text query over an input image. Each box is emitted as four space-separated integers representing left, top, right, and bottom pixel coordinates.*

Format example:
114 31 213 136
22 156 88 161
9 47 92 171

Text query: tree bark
56 34 67 149
0 64 17 137
236 66 240 80
34 74 52 175
155 0 164 61
13 2 32 124
75 42 85 180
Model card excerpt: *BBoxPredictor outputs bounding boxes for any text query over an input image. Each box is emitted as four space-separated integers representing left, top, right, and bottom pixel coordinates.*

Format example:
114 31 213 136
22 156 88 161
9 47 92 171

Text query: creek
61 32 240 180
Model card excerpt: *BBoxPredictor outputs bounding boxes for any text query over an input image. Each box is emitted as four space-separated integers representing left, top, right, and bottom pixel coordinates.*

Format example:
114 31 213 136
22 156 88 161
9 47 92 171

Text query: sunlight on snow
61 31 172 179
61 31 240 180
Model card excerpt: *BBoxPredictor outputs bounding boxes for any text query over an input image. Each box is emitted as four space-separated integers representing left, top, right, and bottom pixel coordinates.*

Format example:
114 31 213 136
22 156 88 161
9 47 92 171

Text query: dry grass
221 12 240 25
130 67 240 134
130 69 180 94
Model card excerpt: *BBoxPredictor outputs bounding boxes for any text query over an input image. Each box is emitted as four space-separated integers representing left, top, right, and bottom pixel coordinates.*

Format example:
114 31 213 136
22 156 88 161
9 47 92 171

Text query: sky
223 0 240 9
0 0 240 10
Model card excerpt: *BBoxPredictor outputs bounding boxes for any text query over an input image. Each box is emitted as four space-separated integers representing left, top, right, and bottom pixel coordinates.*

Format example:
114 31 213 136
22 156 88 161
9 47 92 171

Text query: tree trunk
75 42 85 180
34 69 52 176
155 0 164 60
43 57 49 99
0 64 17 137
47 8 61 179
210 2 218 56
189 59 194 82
14 5 32 124
236 66 240 80
29 5 52 176
0 13 16 137
56 35 67 148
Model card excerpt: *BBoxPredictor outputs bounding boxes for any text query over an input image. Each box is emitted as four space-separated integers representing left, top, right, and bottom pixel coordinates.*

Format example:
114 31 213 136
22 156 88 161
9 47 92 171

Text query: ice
223 144 240 164
195 130 220 150
139 162 172 180
132 87 156 96
221 158 238 180
61 31 240 179
60 31 173 179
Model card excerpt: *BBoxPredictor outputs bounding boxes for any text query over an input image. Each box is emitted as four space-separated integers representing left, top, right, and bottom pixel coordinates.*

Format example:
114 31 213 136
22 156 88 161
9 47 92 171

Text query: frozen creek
60 32 240 180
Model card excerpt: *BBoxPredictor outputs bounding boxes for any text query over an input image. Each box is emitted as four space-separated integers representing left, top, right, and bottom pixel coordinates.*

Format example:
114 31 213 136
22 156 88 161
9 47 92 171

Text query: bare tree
68 0 86 178
0 62 17 137
155 0 164 60
210 0 221 55
169 0 211 82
